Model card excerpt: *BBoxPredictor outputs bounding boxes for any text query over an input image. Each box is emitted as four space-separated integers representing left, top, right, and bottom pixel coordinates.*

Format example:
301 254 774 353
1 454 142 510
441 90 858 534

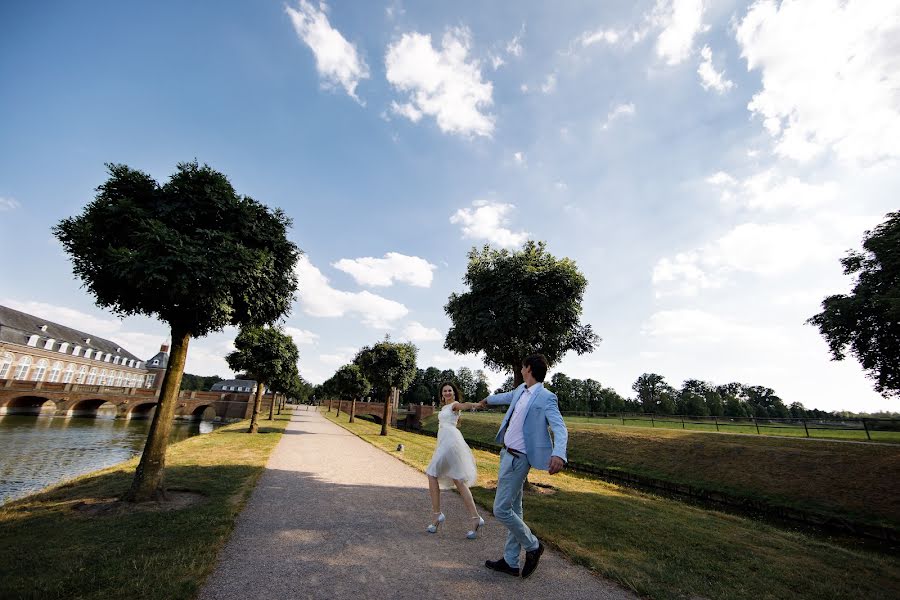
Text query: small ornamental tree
445 241 599 386
808 212 900 398
354 339 418 435
53 161 299 502
332 363 371 423
226 325 299 433
269 364 301 419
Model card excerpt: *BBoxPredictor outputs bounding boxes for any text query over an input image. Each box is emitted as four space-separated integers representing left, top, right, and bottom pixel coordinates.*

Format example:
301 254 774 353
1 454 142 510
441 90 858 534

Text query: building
0 304 159 389
210 379 258 393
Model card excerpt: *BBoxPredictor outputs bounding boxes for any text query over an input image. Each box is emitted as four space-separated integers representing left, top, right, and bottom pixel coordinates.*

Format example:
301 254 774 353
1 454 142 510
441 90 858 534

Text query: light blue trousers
493 449 540 568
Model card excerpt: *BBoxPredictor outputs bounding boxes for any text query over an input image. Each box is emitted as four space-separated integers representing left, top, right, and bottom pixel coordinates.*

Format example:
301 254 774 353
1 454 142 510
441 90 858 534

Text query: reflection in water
0 415 223 505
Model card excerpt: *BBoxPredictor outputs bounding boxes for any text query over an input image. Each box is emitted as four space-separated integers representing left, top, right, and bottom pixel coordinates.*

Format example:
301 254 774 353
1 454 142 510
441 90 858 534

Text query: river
0 413 222 505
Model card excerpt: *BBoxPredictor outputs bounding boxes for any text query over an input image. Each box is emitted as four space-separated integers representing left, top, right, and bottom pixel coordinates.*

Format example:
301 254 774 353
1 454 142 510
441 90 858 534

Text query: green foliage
226 326 299 388
179 373 223 391
53 161 300 336
331 364 371 400
353 339 418 399
808 211 900 397
444 241 599 382
545 374 627 412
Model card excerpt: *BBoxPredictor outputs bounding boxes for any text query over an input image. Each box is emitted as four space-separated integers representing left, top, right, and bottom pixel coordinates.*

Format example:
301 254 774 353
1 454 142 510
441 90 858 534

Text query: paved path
198 410 635 600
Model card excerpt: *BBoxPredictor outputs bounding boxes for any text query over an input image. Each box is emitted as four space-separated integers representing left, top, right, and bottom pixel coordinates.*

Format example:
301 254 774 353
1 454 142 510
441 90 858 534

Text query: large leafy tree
268 362 301 419
808 212 900 398
445 241 599 386
53 161 299 501
227 325 299 433
354 339 418 435
332 364 371 423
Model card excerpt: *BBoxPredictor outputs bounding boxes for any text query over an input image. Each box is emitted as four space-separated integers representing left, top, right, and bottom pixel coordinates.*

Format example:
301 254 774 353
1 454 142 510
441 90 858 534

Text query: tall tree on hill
354 339 418 435
808 212 900 398
226 325 299 433
445 241 600 387
53 161 299 502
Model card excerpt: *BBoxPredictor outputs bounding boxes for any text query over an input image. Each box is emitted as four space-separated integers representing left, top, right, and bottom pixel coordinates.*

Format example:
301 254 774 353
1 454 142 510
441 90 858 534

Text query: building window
83 349 92 360
14 356 32 380
87 368 98 385
113 356 120 365
49 361 63 383
27 335 39 347
104 353 111 362
72 345 81 357
0 352 13 379
31 359 48 382
114 371 123 386
75 365 88 384
145 374 156 388
62 364 75 384
152 359 159 366
98 369 108 385
44 338 56 350
58 342 69 354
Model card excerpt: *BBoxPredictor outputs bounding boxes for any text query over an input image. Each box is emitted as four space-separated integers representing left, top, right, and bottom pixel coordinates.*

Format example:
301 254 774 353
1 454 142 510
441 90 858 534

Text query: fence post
802 418 809 438
752 417 760 435
621 413 625 425
714 416 719 432
650 414 655 428
862 419 871 441
680 415 685 429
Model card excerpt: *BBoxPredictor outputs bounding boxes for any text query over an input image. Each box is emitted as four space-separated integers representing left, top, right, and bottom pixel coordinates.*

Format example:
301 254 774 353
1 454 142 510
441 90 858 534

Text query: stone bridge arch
66 398 119 418
125 402 158 420
189 404 219 421
0 395 56 416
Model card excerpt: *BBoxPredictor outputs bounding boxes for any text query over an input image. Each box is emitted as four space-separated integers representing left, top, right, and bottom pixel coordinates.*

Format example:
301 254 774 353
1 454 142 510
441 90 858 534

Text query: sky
1 0 899 412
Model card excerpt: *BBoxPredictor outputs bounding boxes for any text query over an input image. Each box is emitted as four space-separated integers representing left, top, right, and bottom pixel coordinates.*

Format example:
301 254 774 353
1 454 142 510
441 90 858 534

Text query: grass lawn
428 412 900 531
326 410 900 600
0 410 291 600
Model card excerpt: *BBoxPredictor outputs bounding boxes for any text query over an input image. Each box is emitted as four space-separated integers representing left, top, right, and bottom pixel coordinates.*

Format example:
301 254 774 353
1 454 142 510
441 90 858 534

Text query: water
0 414 222 505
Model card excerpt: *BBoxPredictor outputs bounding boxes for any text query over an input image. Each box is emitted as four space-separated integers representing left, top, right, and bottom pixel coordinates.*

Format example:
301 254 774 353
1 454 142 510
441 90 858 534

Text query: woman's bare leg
428 475 441 514
453 479 479 519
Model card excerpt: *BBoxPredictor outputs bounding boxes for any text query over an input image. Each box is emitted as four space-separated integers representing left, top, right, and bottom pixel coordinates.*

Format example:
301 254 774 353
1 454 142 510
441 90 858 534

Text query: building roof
0 304 142 362
146 348 169 370
210 379 257 391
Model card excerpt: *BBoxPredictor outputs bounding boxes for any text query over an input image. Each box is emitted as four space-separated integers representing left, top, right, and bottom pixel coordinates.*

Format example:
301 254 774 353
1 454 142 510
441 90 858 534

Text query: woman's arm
451 401 481 412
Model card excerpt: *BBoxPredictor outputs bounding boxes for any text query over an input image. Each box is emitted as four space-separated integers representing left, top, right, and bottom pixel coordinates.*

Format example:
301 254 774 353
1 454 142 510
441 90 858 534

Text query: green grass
0 410 292 600
325 410 900 600
561 414 900 443
429 412 900 531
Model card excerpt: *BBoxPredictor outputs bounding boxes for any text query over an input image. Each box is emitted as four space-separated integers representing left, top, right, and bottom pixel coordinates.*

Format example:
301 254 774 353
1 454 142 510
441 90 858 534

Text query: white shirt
503 382 543 453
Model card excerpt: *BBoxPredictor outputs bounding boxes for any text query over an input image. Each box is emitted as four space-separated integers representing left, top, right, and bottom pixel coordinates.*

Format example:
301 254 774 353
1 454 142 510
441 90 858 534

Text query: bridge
0 379 276 422
325 398 435 429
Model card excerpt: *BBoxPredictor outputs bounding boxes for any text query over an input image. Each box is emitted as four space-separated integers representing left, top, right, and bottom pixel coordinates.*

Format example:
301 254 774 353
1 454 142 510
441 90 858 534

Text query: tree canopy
808 211 900 398
354 338 418 435
52 161 300 501
331 364 371 400
444 241 599 386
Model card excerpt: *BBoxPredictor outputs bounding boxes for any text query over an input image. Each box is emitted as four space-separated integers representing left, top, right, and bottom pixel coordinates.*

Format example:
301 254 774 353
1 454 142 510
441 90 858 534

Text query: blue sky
2 1 899 411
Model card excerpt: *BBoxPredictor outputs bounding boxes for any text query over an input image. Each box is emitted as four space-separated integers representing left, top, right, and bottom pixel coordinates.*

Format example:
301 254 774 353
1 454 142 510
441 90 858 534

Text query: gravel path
198 409 636 600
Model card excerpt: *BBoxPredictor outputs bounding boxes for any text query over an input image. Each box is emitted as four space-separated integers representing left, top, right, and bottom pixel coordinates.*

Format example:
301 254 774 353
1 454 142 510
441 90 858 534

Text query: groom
477 354 568 579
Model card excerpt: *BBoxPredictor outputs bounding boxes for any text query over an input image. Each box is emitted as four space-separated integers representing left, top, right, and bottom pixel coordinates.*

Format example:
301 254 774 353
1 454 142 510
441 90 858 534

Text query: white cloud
540 73 557 94
601 103 636 129
284 326 319 346
554 181 568 191
285 1 370 103
401 321 442 342
707 168 839 211
578 28 623 47
450 200 529 248
295 256 409 328
697 45 733 93
506 25 525 57
0 196 20 211
513 151 525 165
389 100 423 122
653 0 707 65
652 221 844 297
385 27 495 137
332 252 436 287
642 309 787 345
736 0 900 164
489 54 505 70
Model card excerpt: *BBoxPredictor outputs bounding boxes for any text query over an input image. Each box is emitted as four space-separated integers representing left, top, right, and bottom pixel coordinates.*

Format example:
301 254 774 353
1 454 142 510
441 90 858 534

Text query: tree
268 362 301 419
226 325 299 433
679 380 712 416
354 339 418 435
445 241 600 386
331 363 371 423
179 373 223 391
808 212 900 398
53 161 299 502
456 366 477 401
473 370 491 400
632 373 669 413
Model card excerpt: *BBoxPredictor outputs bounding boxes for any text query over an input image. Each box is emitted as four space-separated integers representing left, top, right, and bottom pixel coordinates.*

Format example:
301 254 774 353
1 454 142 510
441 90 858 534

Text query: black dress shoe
521 542 544 578
485 558 520 577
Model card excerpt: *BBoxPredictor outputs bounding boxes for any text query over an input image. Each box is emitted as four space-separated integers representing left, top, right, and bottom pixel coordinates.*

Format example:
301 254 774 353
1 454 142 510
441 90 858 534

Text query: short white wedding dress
425 403 478 489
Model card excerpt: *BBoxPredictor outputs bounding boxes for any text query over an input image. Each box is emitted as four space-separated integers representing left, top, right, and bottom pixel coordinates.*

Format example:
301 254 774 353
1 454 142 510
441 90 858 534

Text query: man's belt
504 447 525 457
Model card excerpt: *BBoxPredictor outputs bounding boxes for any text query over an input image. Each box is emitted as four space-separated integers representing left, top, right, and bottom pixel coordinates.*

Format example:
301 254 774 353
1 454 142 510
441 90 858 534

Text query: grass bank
0 411 291 600
326 410 900 600
422 412 900 531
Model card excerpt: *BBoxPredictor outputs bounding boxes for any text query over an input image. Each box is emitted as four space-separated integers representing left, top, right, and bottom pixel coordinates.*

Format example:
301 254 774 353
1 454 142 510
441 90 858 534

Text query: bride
425 381 485 539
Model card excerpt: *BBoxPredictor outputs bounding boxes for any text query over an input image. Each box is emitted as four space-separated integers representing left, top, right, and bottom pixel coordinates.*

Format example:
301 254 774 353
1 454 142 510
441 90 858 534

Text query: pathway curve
198 409 635 600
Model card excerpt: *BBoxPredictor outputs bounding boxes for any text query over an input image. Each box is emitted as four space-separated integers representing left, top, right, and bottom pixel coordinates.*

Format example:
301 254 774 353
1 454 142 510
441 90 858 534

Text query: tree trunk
349 397 356 423
336 398 341 417
249 382 265 433
268 392 276 421
380 389 392 436
513 364 524 388
124 328 190 502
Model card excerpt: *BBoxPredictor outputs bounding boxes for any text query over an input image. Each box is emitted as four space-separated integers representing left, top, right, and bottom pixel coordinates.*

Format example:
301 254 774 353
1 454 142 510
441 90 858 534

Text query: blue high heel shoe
466 516 485 539
426 512 445 533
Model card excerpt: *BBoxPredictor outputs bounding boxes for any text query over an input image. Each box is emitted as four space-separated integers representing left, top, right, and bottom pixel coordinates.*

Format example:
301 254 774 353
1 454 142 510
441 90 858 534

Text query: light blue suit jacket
485 383 568 470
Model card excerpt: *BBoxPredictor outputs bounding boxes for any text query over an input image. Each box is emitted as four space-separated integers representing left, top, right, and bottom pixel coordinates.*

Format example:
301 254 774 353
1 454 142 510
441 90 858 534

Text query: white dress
425 403 478 489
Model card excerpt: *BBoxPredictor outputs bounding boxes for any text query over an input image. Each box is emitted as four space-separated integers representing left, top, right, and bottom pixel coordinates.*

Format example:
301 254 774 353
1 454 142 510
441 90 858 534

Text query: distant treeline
179 373 224 392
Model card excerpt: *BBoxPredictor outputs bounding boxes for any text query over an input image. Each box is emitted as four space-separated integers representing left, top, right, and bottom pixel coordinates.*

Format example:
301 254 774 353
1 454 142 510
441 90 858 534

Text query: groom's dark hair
522 354 548 382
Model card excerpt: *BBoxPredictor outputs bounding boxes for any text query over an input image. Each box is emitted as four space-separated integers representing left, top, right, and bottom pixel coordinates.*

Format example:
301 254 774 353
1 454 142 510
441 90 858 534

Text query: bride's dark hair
438 381 463 403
